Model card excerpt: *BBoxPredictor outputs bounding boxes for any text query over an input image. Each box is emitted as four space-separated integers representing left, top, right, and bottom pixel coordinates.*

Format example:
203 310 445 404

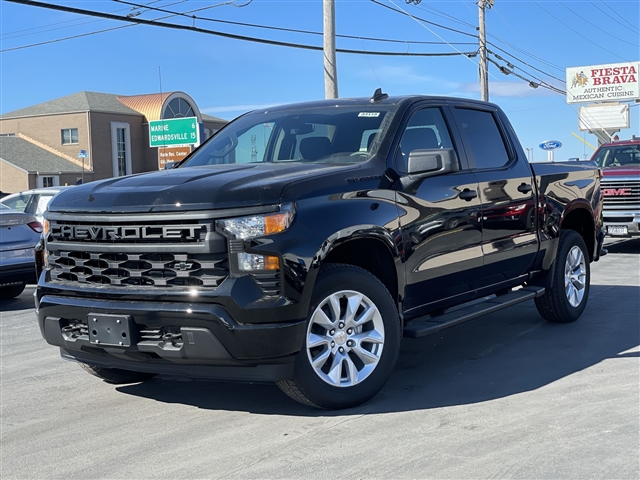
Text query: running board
403 286 546 338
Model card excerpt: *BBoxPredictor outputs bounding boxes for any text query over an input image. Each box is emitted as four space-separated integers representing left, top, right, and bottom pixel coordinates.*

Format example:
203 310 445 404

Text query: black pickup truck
36 92 604 409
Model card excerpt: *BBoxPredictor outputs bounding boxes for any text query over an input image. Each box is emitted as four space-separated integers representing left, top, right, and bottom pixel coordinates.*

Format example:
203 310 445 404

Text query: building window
163 97 195 119
61 128 78 144
0 133 15 137
116 128 126 176
37 175 59 188
110 122 132 177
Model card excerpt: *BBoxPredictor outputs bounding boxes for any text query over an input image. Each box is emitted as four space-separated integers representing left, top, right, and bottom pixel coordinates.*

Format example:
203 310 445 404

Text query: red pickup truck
591 137 640 237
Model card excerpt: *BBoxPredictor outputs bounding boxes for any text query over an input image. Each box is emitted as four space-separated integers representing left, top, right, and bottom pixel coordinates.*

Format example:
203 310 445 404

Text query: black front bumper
37 294 306 381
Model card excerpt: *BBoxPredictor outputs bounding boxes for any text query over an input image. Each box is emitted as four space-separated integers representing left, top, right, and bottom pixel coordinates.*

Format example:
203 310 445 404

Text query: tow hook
160 332 183 344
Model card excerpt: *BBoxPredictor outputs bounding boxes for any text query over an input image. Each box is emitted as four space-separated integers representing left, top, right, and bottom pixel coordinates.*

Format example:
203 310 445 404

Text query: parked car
1 186 71 224
0 204 42 299
591 136 640 237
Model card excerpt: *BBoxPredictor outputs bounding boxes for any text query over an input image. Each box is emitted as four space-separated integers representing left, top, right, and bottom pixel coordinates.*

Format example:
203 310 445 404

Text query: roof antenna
370 88 388 103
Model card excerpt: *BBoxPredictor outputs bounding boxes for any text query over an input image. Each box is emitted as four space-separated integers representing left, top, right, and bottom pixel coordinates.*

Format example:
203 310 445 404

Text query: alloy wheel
305 290 385 387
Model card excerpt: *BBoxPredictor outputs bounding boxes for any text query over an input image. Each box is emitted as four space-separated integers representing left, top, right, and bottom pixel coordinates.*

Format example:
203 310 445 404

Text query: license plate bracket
608 225 628 236
87 313 134 347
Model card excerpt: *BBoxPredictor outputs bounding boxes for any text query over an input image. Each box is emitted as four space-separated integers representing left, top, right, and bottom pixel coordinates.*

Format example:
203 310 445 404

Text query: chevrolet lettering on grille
50 225 202 241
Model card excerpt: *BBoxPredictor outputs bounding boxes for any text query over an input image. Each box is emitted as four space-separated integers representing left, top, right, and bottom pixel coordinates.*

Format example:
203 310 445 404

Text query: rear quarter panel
530 161 603 271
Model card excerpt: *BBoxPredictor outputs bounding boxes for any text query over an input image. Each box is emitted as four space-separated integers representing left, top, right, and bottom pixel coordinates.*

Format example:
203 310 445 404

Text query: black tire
276 264 401 409
0 283 26 299
79 363 157 384
535 230 590 323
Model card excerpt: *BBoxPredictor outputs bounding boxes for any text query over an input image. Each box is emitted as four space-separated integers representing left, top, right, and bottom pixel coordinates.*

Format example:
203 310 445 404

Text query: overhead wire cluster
2 0 477 57
2 0 637 100
373 0 568 95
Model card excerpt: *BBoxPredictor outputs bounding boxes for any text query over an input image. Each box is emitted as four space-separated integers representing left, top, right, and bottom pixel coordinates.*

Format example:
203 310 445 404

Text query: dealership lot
1 239 638 479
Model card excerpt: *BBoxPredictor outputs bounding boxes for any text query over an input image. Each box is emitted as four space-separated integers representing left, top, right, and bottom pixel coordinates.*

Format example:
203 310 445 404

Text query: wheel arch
560 203 596 261
319 235 400 308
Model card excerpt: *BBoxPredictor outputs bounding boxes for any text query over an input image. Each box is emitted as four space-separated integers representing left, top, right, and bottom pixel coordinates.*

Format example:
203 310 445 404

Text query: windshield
592 144 640 168
181 105 396 168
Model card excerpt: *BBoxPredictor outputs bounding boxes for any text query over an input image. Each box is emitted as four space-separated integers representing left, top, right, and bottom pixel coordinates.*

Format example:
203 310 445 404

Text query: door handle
518 183 533 194
459 189 478 201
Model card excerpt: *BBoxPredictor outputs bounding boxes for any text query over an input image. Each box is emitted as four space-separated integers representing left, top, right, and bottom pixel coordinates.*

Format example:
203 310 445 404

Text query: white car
1 186 71 224
0 204 43 298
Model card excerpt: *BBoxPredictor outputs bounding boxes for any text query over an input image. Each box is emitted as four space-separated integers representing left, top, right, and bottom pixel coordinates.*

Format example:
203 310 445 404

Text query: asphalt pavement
1 238 638 479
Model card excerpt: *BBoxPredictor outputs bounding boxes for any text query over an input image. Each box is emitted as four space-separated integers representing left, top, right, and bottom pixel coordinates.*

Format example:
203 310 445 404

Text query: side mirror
164 161 177 170
407 148 459 177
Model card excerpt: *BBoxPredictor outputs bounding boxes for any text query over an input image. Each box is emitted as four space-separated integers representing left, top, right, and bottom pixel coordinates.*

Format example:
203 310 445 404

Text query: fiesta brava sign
566 61 640 104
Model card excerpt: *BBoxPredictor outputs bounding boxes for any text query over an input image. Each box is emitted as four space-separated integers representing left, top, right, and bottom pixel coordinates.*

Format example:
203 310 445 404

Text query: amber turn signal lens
264 213 291 235
263 255 280 270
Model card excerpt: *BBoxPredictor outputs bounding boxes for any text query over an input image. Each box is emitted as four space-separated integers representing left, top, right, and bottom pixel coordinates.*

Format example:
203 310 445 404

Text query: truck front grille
46 215 229 290
601 178 640 211
49 251 228 287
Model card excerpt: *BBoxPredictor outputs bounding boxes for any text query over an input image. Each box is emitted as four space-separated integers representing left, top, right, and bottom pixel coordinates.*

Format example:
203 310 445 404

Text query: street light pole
323 0 338 99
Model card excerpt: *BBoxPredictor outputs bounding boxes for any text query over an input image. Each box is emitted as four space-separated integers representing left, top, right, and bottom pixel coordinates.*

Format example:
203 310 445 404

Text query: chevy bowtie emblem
173 261 194 271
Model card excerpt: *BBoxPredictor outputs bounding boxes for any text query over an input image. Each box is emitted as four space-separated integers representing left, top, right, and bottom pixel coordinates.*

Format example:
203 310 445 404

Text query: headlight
216 204 293 274
216 204 294 239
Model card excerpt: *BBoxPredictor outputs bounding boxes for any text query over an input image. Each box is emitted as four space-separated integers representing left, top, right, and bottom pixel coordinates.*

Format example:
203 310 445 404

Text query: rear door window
455 108 511 170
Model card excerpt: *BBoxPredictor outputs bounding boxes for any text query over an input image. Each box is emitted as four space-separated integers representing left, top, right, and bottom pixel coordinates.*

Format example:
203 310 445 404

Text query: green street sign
149 117 200 147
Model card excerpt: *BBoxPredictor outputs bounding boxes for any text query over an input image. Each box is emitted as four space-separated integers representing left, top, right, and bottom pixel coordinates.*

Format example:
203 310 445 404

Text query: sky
1 0 639 161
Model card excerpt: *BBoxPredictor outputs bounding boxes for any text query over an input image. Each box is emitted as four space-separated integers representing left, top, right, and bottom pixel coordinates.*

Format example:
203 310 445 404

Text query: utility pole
478 0 494 102
323 0 338 99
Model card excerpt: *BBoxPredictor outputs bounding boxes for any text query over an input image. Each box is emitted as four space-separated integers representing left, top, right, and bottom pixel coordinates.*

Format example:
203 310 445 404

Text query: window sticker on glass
358 112 380 118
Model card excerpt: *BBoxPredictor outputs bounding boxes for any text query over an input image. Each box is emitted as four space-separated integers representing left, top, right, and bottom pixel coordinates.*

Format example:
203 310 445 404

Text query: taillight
28 221 43 233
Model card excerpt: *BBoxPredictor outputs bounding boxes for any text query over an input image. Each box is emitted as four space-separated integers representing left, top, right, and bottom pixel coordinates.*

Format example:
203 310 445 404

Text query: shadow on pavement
0 285 36 312
604 238 640 255
116 284 640 416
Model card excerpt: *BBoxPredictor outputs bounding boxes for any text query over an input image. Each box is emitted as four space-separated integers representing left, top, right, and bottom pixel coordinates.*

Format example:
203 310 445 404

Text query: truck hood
48 163 359 214
601 165 640 177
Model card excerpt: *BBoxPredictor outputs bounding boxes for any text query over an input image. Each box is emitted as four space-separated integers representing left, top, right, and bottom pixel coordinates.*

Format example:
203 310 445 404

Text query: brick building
0 91 227 194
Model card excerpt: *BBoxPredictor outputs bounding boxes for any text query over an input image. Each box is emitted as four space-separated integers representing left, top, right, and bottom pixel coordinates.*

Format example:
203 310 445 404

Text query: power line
112 0 477 45
1 24 135 52
531 0 630 61
556 0 639 48
487 44 564 84
487 53 565 95
412 2 477 29
373 0 567 89
382 0 574 107
598 0 640 33
0 0 185 39
473 0 568 73
474 1 613 132
488 2 566 79
587 0 639 35
487 38 564 73
369 0 479 39
372 0 566 79
2 0 477 57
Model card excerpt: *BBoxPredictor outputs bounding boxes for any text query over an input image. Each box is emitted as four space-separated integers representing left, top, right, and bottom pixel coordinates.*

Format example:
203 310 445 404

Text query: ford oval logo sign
539 140 562 150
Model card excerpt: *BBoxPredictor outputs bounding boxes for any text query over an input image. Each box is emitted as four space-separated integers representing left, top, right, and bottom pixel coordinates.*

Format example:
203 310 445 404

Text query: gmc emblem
602 188 632 196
